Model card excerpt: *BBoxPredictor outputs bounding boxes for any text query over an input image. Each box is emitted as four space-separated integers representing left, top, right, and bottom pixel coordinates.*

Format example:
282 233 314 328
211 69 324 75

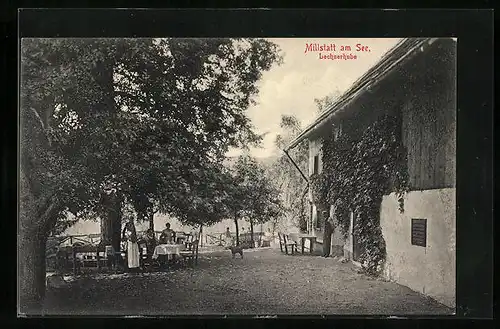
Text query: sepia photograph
18 36 457 316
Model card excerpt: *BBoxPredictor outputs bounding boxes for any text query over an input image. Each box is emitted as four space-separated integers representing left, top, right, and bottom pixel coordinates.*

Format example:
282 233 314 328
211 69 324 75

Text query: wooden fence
47 230 196 273
203 231 266 247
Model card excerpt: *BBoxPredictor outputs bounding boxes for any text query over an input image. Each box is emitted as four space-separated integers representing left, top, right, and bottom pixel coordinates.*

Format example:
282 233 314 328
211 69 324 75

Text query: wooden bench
60 243 121 274
278 232 298 255
179 239 199 267
75 244 107 273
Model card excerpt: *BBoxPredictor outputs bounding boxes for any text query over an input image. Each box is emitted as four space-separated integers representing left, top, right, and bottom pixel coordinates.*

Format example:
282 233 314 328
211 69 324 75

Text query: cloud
228 38 402 159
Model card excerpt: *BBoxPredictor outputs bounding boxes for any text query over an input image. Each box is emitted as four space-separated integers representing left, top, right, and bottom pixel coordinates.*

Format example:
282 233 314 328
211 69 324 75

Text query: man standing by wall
323 200 342 257
322 209 333 257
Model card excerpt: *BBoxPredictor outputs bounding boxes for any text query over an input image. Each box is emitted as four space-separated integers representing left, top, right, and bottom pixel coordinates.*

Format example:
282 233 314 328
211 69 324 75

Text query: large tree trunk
18 230 48 315
111 212 122 253
100 193 122 252
199 225 203 247
18 167 62 314
148 211 154 231
249 219 255 248
259 223 263 246
100 216 112 246
234 217 240 246
271 219 277 236
110 196 122 253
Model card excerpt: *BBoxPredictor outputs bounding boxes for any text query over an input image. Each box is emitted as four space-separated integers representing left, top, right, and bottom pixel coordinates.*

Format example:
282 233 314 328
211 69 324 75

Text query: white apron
127 241 140 269
224 235 233 248
124 229 140 269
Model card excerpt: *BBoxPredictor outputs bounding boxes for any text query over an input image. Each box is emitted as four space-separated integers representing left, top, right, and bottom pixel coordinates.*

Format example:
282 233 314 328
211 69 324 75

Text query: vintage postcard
19 35 457 316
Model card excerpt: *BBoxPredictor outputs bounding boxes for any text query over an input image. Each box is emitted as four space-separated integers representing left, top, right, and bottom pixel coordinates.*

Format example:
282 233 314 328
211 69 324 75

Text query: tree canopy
314 89 342 114
20 37 283 227
220 154 284 245
231 154 283 223
19 37 282 312
267 115 309 232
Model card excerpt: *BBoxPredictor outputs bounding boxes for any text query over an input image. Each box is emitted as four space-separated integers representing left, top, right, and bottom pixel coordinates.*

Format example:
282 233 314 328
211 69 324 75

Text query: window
315 208 322 229
411 218 427 247
313 155 319 174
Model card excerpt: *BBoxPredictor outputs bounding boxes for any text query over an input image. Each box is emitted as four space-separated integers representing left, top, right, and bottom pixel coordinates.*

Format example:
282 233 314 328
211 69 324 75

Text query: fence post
72 245 77 275
65 251 69 274
96 245 100 271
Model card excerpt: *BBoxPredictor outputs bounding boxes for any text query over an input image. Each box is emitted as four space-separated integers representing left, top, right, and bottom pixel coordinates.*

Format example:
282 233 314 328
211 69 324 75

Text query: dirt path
43 248 453 315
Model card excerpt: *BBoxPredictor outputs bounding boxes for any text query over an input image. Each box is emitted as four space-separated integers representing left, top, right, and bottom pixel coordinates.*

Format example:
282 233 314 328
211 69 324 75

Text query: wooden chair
283 234 298 255
176 234 187 245
179 239 199 267
137 240 148 268
71 243 100 274
102 245 117 269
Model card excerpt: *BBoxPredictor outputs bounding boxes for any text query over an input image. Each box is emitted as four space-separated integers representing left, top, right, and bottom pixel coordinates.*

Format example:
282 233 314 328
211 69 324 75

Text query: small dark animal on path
228 245 244 259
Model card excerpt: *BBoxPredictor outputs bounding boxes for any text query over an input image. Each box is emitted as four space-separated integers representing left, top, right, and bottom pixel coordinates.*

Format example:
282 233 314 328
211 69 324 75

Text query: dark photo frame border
4 7 494 326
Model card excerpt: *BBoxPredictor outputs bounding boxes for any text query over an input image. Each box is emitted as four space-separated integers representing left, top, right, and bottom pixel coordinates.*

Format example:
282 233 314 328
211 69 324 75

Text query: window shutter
313 155 319 174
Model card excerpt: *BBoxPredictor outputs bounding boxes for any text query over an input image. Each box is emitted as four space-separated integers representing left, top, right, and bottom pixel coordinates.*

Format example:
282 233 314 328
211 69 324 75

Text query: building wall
380 188 456 308
308 138 323 177
308 130 346 252
401 93 456 190
301 39 456 308
308 138 323 239
401 38 456 190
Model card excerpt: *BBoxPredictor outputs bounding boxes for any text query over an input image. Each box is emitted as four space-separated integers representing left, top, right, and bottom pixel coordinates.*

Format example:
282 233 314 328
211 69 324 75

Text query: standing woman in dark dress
144 229 157 254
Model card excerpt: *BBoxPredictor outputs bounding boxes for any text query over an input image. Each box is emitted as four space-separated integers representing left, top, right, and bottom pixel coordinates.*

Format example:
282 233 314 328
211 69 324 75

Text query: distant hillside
257 154 280 167
223 154 279 170
222 155 238 168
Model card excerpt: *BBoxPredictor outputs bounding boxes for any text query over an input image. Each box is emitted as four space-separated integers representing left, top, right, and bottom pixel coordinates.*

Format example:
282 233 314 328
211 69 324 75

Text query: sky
226 38 402 159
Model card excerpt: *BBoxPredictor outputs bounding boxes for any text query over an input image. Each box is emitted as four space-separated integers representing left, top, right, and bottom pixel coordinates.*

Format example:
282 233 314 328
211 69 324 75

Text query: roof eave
285 37 437 151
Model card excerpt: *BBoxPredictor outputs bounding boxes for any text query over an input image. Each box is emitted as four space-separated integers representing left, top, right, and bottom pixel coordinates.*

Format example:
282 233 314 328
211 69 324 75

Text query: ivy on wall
310 113 409 275
298 196 308 233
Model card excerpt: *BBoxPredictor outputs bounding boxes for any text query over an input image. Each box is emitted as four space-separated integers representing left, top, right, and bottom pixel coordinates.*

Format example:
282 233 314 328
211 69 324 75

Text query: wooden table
299 235 317 254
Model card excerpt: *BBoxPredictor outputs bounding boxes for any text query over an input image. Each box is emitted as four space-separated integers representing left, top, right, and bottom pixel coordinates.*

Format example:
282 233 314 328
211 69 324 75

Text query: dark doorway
352 212 362 262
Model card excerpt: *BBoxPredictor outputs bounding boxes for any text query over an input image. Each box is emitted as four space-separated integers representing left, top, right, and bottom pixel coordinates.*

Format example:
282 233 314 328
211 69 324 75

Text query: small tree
223 155 254 246
168 162 234 229
314 89 342 114
245 168 284 247
268 115 309 233
223 154 284 247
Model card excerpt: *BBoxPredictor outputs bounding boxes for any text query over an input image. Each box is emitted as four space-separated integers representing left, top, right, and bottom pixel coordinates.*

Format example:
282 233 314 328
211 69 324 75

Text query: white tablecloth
152 244 186 260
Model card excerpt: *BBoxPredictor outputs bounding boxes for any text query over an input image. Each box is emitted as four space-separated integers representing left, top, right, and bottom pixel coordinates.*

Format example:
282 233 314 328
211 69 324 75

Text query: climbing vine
310 173 328 211
311 113 409 275
298 196 308 233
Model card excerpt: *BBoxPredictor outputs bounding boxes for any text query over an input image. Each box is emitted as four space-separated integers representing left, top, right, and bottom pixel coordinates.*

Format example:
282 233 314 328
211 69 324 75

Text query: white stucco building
285 38 456 308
